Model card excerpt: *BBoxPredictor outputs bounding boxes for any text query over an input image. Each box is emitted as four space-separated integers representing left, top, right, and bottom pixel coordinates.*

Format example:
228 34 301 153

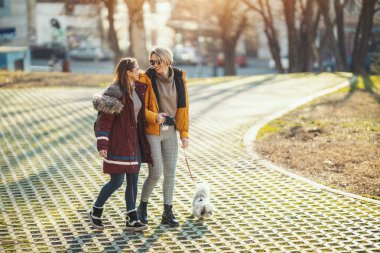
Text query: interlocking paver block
0 75 379 252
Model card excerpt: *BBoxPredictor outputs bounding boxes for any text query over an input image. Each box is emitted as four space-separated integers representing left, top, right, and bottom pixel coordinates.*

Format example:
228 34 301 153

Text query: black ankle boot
161 204 179 226
89 206 104 229
137 201 148 224
126 210 148 232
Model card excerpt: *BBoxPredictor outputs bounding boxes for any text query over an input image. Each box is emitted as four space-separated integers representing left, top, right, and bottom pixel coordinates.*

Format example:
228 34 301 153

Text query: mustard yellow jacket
139 67 189 139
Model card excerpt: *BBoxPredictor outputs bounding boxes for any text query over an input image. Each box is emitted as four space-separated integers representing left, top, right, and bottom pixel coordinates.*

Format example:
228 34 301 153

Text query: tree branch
312 8 321 40
233 14 248 42
299 0 306 13
241 0 265 16
328 0 355 25
264 0 274 24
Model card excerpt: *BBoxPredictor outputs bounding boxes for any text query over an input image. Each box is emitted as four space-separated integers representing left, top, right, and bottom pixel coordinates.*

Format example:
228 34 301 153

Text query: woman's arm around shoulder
139 72 160 124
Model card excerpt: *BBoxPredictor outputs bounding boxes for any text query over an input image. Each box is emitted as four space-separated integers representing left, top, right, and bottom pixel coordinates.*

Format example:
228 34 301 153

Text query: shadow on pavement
177 216 210 240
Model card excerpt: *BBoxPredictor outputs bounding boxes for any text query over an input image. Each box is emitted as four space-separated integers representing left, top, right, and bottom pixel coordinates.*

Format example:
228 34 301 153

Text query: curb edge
244 75 380 205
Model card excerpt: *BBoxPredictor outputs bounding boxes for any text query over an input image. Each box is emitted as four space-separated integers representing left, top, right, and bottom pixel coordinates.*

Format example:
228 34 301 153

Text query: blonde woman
138 47 189 226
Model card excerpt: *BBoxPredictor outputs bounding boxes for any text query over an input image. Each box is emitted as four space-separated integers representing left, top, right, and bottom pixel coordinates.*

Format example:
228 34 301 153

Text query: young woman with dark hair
89 57 152 231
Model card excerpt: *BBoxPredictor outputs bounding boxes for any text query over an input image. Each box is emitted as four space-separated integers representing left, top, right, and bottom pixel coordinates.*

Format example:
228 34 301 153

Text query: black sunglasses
149 59 162 66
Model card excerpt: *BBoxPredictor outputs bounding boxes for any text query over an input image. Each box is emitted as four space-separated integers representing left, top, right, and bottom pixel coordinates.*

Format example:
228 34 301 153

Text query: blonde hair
150 46 173 66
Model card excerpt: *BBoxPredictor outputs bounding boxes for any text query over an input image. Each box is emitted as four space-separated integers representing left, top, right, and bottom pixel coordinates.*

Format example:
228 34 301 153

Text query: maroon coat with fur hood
92 82 152 174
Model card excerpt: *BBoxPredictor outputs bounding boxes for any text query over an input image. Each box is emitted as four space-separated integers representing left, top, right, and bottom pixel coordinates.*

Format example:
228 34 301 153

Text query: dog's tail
196 182 211 194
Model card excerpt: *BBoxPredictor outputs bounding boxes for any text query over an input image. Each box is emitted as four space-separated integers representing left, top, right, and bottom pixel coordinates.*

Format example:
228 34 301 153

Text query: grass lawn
255 75 380 200
0 70 241 88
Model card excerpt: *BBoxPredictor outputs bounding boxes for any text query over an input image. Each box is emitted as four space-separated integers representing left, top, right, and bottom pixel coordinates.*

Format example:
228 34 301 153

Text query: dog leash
183 149 196 186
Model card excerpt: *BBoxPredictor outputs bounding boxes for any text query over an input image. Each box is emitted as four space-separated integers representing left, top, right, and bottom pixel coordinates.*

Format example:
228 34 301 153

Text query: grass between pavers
0 71 242 88
255 75 380 200
0 72 378 251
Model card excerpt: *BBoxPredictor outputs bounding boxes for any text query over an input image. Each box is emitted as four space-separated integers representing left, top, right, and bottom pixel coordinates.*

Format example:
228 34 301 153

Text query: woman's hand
181 138 189 149
156 113 167 124
98 150 107 158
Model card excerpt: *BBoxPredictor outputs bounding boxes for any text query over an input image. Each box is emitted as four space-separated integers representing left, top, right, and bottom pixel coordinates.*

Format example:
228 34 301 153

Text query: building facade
0 0 29 46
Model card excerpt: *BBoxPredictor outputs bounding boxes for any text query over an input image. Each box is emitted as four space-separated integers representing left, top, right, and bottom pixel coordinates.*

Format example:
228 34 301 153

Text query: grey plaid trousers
140 125 178 205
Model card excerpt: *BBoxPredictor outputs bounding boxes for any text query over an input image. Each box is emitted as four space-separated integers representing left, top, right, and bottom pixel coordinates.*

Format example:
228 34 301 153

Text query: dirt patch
255 82 380 199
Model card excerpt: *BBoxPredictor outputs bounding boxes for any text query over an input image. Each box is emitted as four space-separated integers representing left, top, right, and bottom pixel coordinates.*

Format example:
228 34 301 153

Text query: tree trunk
242 0 284 73
283 0 300 72
104 0 122 66
334 0 348 69
223 40 237 76
299 0 320 72
219 0 236 76
266 29 284 73
215 0 247 76
264 0 284 73
318 0 346 71
351 0 377 74
125 0 148 69
97 1 106 52
27 0 37 45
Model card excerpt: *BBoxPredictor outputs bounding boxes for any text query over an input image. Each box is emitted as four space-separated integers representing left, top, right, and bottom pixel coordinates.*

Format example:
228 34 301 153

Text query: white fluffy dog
192 182 214 220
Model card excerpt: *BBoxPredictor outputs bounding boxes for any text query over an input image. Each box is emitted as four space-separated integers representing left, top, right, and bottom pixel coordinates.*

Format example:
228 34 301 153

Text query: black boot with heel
137 201 148 224
161 204 179 226
126 210 148 232
89 206 104 229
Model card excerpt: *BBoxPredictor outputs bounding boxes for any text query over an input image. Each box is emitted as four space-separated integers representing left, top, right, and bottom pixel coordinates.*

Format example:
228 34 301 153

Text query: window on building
0 0 10 16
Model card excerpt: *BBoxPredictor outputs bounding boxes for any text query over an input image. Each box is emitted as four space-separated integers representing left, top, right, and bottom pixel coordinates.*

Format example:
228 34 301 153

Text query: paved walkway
0 74 379 252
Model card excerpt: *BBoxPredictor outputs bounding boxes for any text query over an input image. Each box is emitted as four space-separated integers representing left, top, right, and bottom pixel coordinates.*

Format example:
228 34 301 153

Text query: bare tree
282 0 321 72
165 0 248 75
104 0 148 67
96 2 105 50
284 1 336 73
351 0 378 74
243 0 285 73
125 0 148 69
299 0 321 72
282 0 299 72
317 0 347 71
104 0 122 65
27 0 37 45
334 0 348 69
215 0 248 75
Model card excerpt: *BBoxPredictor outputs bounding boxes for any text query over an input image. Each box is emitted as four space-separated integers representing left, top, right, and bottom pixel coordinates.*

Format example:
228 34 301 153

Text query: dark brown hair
114 57 137 100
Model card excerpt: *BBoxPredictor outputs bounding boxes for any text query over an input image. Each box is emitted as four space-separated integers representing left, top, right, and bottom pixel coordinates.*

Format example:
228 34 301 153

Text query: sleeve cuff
97 139 109 151
180 131 189 139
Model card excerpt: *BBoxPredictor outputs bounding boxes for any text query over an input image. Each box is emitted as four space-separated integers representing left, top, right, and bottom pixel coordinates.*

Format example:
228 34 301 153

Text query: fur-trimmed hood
93 83 124 114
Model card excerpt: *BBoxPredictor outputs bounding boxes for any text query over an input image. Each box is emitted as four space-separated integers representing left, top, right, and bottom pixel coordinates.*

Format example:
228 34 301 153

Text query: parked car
216 53 248 67
173 45 200 65
321 58 336 72
30 42 67 59
68 47 114 61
